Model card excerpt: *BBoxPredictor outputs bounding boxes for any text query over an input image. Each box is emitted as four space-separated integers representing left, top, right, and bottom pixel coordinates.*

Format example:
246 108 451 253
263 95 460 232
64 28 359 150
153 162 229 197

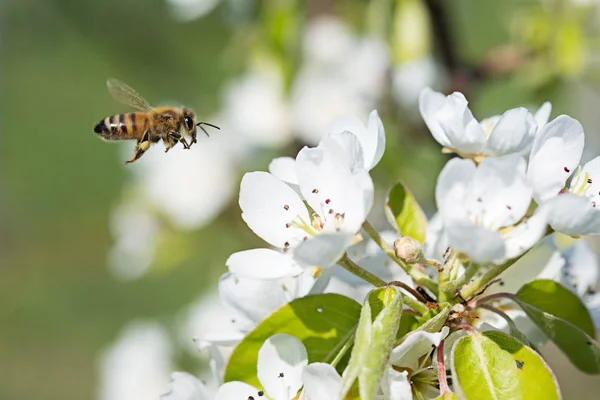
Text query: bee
93 78 219 164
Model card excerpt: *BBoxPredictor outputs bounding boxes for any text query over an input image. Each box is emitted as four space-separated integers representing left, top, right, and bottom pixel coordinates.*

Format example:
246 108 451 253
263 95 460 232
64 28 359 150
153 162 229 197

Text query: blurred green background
2 0 600 398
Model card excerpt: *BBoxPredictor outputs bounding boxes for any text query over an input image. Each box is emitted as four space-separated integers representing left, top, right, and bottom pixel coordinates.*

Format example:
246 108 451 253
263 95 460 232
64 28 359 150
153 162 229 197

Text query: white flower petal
240 172 309 249
215 382 260 400
504 210 549 259
419 87 452 148
269 157 301 196
218 273 288 324
581 156 600 205
487 240 560 296
544 193 600 235
257 334 308 400
563 240 599 297
434 92 486 154
366 110 386 169
302 363 342 400
293 233 355 268
485 108 536 156
161 372 210 400
445 220 506 263
381 368 413 400
296 133 373 233
527 115 585 203
534 102 552 129
226 249 301 279
435 158 476 216
423 212 449 261
389 327 449 371
470 155 531 229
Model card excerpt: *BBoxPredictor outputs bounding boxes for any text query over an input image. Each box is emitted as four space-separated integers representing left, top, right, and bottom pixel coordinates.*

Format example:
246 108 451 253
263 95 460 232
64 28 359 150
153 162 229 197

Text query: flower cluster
159 87 600 400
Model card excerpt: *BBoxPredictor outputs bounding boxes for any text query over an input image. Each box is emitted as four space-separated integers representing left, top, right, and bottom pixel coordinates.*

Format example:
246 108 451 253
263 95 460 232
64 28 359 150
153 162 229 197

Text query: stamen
279 372 285 378
328 209 334 214
258 391 264 397
312 189 319 194
325 199 331 204
564 167 570 173
589 178 594 184
283 204 289 211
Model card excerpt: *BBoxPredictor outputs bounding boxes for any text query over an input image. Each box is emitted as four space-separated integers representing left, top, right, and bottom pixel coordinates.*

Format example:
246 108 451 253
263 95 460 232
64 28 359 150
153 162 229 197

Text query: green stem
338 253 387 287
443 262 478 294
362 221 438 294
399 292 429 315
459 257 520 300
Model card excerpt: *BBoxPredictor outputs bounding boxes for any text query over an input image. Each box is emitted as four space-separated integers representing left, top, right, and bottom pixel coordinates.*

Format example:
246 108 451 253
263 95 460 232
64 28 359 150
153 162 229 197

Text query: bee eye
184 115 194 130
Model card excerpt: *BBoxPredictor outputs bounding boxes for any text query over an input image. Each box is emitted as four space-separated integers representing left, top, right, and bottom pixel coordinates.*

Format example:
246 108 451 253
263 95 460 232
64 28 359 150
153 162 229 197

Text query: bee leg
188 133 197 148
179 137 190 149
125 131 151 164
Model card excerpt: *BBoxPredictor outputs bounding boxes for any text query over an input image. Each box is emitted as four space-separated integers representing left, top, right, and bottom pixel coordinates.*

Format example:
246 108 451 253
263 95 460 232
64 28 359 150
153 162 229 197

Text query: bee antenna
196 122 220 137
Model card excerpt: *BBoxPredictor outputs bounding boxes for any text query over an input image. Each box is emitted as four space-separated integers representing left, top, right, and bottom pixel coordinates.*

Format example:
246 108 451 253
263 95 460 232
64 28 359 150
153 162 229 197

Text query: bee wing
106 78 154 112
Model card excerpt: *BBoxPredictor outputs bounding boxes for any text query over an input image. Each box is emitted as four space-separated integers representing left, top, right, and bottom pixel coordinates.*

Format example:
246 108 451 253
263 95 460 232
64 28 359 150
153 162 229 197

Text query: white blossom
97 321 173 400
435 155 547 263
527 115 600 235
419 87 550 158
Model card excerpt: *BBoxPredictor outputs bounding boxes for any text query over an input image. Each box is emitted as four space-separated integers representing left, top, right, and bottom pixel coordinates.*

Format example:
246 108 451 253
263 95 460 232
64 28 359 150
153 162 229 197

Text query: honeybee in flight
93 78 219 164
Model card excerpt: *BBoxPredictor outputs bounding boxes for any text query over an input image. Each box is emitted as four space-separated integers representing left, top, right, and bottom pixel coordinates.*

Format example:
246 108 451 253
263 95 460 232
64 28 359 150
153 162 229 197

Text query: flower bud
394 236 424 264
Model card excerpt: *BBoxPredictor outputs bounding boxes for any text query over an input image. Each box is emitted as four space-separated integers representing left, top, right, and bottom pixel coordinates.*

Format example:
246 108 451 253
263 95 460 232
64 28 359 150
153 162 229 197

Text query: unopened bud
394 236 424 264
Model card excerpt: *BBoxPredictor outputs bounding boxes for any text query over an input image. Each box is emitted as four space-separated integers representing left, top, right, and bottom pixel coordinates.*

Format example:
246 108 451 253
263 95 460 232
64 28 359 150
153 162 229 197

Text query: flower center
568 165 593 196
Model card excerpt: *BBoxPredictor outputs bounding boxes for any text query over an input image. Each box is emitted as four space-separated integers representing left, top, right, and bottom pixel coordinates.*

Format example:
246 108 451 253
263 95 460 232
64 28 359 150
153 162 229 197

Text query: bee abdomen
94 113 138 140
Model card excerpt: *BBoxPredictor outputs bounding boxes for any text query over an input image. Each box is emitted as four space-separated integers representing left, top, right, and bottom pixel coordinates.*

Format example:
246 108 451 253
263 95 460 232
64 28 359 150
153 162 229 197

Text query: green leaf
385 181 427 244
417 306 450 333
452 330 562 400
513 280 600 374
341 287 403 400
516 279 594 336
224 294 361 387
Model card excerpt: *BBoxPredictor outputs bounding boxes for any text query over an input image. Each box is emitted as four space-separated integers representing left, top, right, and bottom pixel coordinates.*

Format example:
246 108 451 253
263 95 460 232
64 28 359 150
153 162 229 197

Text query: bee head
182 108 197 136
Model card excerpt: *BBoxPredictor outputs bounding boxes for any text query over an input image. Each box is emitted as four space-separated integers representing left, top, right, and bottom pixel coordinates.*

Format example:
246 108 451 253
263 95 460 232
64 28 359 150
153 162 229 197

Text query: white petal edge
214 381 260 400
380 367 413 400
257 334 308 400
419 87 452 148
527 115 584 203
240 171 309 249
161 372 211 400
389 327 450 371
226 249 301 279
544 193 600 236
534 102 552 129
293 233 355 268
485 107 536 156
302 363 342 400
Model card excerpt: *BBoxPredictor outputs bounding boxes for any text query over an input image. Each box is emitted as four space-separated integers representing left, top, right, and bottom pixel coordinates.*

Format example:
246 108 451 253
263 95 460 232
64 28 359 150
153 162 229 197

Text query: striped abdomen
93 112 149 140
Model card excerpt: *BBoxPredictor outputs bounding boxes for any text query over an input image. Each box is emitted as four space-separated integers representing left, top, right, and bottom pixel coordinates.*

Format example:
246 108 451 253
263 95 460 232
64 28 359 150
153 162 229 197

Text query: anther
325 199 331 204
248 397 254 400
593 201 597 208
588 178 593 184
564 167 570 173
283 204 289 210
329 209 334 214
312 189 319 194
284 242 290 247
285 223 290 228
506 205 512 210
279 372 284 378
477 197 483 202
258 391 264 396
303 236 308 241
